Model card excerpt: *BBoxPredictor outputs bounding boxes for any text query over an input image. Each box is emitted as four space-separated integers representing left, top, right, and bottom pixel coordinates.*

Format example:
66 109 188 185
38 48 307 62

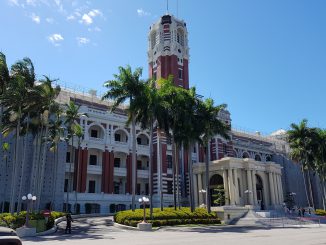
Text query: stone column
268 172 275 206
233 169 240 205
277 174 284 204
228 169 235 205
198 174 203 205
223 170 229 205
193 174 198 207
246 170 253 205
252 170 257 206
273 173 279 205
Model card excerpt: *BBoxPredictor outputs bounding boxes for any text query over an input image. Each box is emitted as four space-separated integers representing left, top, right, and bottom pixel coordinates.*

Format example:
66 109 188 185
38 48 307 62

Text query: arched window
266 155 272 162
177 28 184 46
255 154 262 161
242 152 250 159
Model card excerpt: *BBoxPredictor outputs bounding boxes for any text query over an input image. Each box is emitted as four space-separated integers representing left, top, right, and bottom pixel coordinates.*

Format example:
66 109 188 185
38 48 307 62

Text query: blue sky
1 0 325 134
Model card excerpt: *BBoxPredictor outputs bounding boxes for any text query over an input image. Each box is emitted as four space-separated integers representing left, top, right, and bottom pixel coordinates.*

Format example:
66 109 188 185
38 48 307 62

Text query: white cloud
80 13 92 25
89 9 102 17
137 8 150 17
76 37 90 46
31 13 40 23
66 15 75 21
8 0 20 6
48 33 64 46
88 26 101 32
45 17 54 23
26 0 37 6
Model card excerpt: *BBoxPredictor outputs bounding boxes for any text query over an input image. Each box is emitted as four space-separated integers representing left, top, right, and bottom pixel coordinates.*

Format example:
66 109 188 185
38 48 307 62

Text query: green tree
102 65 145 211
287 119 317 208
212 185 225 206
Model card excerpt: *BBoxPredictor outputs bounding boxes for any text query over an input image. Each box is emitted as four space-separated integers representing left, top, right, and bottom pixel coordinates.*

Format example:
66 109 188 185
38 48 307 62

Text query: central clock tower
148 14 190 89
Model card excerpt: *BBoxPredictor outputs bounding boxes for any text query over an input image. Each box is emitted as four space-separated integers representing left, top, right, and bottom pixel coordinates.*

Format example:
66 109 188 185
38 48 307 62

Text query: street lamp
22 194 37 227
244 190 252 205
138 196 150 223
199 189 207 206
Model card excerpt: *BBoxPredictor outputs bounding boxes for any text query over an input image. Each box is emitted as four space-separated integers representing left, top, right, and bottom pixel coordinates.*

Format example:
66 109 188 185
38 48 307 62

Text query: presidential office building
0 14 323 214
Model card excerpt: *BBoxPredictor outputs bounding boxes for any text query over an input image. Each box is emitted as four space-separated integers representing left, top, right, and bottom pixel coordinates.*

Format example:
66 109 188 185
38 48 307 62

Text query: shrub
0 211 65 231
315 209 326 216
114 207 221 227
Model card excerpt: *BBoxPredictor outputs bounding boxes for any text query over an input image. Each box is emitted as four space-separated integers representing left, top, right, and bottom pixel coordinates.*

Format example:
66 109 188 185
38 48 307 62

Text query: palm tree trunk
187 144 194 212
148 121 154 218
51 143 59 211
74 140 81 213
301 166 311 207
131 115 137 211
66 137 74 212
37 125 49 210
205 141 211 213
17 114 30 212
176 144 180 209
157 129 163 211
307 170 315 209
172 141 177 210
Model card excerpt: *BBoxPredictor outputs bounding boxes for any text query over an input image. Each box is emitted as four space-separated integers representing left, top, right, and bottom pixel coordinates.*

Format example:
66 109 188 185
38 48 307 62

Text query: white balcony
66 163 74 172
137 169 149 179
114 167 127 177
89 137 104 143
87 164 102 174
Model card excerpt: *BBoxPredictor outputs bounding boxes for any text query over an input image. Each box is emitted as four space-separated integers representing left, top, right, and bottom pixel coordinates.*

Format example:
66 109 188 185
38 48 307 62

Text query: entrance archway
256 174 265 210
209 174 224 206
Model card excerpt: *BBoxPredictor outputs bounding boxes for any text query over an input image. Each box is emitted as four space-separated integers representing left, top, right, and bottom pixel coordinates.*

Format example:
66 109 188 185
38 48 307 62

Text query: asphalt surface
21 216 326 245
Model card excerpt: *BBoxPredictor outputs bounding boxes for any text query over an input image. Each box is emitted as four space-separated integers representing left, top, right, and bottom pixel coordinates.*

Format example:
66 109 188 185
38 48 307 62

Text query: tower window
178 69 183 80
177 28 184 46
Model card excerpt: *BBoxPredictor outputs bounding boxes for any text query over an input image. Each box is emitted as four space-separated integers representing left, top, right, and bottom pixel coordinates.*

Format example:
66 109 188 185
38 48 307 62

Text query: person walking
301 207 305 217
65 213 74 234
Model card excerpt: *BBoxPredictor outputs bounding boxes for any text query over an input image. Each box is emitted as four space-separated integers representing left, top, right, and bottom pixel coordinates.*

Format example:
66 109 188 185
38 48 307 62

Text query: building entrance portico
193 157 283 210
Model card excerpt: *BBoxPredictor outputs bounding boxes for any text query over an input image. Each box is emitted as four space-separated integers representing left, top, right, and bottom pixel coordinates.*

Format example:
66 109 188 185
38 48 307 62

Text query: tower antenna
166 0 169 14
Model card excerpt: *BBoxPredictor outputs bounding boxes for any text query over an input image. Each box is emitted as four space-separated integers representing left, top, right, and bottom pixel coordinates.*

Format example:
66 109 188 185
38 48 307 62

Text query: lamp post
138 196 150 223
199 189 207 207
244 189 252 205
21 194 37 227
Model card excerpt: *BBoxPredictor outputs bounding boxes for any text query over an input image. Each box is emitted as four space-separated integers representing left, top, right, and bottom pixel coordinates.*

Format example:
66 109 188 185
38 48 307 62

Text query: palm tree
64 101 86 212
47 103 64 211
131 78 169 216
287 119 317 208
72 123 84 213
102 65 145 211
197 98 230 213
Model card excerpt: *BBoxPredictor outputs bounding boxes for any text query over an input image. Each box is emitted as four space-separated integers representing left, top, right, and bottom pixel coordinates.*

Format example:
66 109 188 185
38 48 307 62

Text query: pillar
233 169 240 205
228 169 235 205
101 150 110 193
246 170 254 205
193 174 198 207
108 151 114 193
198 174 203 205
268 172 275 206
252 170 257 206
273 173 279 205
126 154 132 194
278 174 284 204
223 170 230 205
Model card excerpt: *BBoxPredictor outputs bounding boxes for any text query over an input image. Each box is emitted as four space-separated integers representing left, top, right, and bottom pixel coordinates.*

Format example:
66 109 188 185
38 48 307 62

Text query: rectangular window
66 152 71 163
145 183 149 195
88 180 96 193
89 155 97 165
115 134 121 142
137 160 142 170
193 146 197 153
91 130 98 138
137 184 141 195
64 179 69 192
114 182 120 194
167 181 173 194
178 69 183 79
167 155 173 169
114 158 121 168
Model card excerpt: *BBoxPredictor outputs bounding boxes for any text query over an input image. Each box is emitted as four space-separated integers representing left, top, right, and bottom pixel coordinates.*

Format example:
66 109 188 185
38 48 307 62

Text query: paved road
22 217 326 245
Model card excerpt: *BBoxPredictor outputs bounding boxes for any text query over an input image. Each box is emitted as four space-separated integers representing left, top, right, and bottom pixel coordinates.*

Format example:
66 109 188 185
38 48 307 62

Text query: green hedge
315 209 326 216
114 208 221 227
0 211 65 230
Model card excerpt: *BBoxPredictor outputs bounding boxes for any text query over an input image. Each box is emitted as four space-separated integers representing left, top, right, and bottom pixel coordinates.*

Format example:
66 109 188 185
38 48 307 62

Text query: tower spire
166 0 169 14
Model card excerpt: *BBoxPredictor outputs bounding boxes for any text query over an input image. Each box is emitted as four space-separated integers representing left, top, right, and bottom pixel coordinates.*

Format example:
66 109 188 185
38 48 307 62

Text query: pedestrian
65 213 74 234
301 207 305 217
298 207 302 217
